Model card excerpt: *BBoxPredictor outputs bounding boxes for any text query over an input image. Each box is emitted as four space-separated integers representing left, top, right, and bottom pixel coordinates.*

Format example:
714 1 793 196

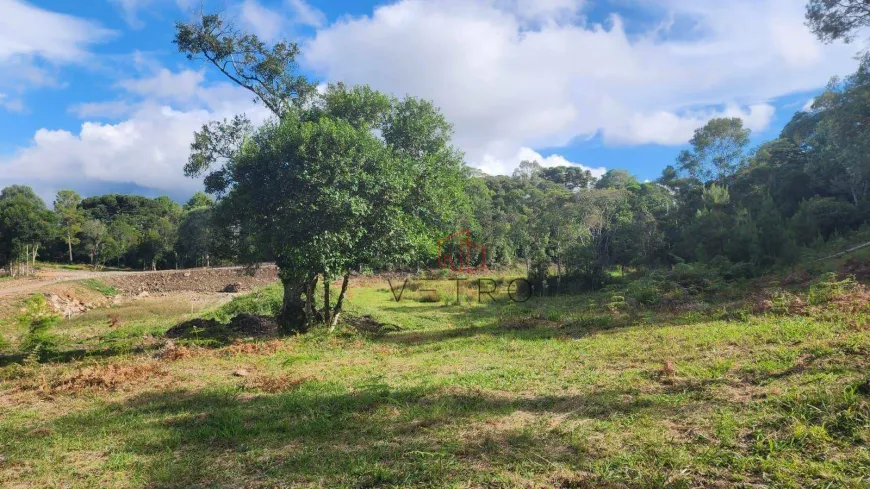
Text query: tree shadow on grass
8 384 699 488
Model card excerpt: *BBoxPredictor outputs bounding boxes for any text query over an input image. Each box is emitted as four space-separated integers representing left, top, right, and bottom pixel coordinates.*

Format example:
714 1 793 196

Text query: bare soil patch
165 314 280 343
101 266 278 295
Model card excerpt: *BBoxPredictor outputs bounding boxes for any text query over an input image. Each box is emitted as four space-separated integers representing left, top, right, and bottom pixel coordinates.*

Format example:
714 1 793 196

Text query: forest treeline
1 60 868 281
0 188 214 275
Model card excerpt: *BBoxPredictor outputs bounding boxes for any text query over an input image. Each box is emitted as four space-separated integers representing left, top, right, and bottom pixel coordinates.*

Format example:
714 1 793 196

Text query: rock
233 369 250 377
223 283 242 293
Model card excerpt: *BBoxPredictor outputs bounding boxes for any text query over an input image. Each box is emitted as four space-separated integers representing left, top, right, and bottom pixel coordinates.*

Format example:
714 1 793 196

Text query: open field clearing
1 271 868 488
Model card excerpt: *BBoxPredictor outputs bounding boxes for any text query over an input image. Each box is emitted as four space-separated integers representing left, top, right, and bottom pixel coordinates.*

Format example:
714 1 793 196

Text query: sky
0 0 863 204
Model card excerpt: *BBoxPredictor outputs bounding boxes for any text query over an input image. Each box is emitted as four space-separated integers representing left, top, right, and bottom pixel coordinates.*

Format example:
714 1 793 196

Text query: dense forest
0 188 214 274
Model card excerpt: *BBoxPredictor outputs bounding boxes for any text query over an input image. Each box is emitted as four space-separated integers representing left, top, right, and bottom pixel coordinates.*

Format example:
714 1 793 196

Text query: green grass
0 276 868 488
80 279 119 297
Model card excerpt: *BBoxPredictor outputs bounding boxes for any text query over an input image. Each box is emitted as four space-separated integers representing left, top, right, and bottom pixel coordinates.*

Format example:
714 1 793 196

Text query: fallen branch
815 240 870 262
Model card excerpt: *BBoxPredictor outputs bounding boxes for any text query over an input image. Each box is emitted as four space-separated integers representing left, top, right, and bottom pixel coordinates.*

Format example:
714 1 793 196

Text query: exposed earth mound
165 313 279 342
103 266 278 295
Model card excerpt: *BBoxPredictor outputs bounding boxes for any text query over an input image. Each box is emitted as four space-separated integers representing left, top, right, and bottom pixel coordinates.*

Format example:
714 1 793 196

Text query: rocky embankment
101 266 279 295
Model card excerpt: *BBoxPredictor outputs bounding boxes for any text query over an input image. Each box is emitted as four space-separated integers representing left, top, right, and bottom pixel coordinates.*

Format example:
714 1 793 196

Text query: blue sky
0 0 862 203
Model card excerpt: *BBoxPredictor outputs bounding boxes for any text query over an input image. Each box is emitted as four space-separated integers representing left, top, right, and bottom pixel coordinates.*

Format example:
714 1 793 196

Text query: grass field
0 272 869 488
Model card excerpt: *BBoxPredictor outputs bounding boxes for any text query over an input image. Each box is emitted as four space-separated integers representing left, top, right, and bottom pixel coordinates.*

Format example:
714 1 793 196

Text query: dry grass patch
49 361 168 393
242 373 317 393
220 339 287 356
155 340 192 361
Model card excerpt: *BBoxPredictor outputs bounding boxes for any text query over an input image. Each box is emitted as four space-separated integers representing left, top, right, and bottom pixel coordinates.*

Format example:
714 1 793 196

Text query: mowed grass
0 276 869 488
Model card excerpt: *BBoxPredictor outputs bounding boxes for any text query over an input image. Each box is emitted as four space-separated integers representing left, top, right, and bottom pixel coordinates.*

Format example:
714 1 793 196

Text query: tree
177 207 213 267
80 219 107 269
677 118 750 184
174 11 314 119
595 169 640 191
184 191 214 211
53 190 84 262
513 160 543 180
540 166 596 191
108 219 139 268
208 90 464 330
806 0 870 44
176 13 465 332
0 186 56 275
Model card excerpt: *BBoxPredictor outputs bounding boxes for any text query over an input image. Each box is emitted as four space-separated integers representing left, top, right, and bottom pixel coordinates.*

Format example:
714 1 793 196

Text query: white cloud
117 68 206 103
108 0 198 28
0 93 25 113
303 0 858 175
478 147 606 177
609 103 776 146
1 70 272 199
0 0 112 109
0 0 112 62
68 101 134 119
802 97 816 112
240 0 286 41
287 0 326 27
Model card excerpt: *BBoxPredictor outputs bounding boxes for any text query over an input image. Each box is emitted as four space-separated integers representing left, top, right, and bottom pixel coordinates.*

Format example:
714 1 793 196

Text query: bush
17 295 62 361
211 283 283 322
808 273 858 305
626 274 664 306
667 263 724 295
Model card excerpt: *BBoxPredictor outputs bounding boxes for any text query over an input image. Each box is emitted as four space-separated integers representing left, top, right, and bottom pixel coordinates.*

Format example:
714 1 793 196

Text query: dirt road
0 270 101 299
0 265 278 300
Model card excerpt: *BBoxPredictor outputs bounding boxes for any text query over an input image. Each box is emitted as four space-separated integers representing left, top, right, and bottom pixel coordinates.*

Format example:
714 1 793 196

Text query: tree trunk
323 277 331 326
67 234 73 262
329 273 351 332
279 278 309 334
304 275 318 320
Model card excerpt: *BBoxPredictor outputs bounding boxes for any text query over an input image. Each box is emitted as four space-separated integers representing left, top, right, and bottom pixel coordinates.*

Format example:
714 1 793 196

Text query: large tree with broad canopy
174 13 467 332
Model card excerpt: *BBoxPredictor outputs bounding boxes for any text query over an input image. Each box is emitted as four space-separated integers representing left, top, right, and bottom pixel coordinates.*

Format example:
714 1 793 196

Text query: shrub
667 262 724 295
211 283 283 322
808 273 858 305
17 295 62 361
626 274 664 306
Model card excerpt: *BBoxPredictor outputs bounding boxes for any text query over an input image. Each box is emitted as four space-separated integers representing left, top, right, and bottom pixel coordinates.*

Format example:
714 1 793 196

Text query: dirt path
0 266 274 300
0 271 97 299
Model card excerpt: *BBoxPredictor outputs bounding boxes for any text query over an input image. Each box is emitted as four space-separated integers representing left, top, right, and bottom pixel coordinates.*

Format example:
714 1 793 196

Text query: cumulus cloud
117 68 206 103
303 0 857 175
239 0 286 41
287 0 326 27
609 104 776 146
0 0 113 102
0 69 271 201
0 0 113 62
478 147 606 178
